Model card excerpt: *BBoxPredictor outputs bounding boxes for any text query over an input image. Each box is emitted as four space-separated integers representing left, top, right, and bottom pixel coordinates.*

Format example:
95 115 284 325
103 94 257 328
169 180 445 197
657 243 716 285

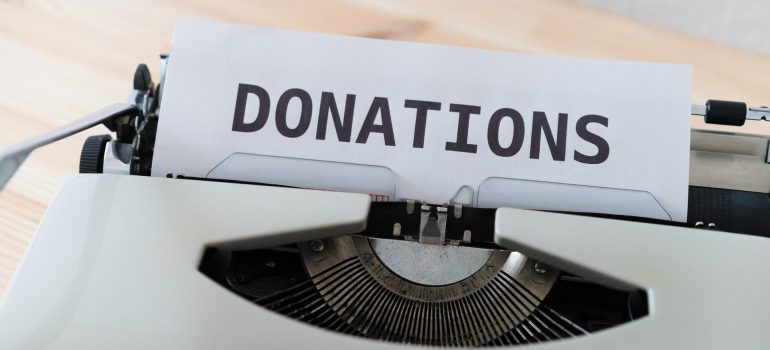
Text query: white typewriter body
2 33 770 349
0 173 769 349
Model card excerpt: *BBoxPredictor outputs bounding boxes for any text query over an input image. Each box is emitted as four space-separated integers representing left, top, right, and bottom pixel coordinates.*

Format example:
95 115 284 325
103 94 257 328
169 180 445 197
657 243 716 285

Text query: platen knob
79 134 112 173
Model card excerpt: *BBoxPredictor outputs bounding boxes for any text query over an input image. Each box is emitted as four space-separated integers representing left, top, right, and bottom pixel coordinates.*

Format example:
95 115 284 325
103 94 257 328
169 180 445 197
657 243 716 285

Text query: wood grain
1 0 769 295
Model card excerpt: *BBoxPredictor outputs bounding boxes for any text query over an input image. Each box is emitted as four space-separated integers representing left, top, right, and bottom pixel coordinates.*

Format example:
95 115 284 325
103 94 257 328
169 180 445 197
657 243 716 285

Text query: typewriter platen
0 60 769 349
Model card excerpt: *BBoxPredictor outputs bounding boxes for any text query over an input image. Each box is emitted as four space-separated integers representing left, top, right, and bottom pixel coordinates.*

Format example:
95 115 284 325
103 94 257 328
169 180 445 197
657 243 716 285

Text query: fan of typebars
249 235 587 346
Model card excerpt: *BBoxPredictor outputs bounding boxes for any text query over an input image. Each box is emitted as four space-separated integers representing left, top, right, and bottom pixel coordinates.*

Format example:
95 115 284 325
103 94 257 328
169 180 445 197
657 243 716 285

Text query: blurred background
1 0 769 295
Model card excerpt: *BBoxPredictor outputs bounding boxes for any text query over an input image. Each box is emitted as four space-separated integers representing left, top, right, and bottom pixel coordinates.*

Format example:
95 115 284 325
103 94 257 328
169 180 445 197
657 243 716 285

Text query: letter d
232 83 270 132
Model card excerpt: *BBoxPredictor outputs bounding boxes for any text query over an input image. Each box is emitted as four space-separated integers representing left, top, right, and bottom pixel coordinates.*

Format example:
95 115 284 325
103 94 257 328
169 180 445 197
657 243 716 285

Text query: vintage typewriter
0 58 769 349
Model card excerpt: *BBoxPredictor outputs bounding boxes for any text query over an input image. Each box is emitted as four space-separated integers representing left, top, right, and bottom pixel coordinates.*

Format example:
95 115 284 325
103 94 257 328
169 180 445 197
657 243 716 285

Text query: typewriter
1 54 769 349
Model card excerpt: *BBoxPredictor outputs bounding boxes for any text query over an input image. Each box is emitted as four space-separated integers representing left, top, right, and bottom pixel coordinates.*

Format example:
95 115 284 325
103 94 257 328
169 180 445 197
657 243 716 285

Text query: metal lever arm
0 103 137 191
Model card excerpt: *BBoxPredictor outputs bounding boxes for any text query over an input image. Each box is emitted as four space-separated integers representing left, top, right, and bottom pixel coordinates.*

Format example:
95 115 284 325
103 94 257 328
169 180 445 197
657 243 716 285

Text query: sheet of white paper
152 19 692 221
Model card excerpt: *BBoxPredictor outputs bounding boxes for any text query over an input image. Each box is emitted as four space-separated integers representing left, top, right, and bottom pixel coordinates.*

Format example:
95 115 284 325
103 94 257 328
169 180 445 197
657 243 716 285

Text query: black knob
133 63 153 91
705 100 747 126
79 135 112 173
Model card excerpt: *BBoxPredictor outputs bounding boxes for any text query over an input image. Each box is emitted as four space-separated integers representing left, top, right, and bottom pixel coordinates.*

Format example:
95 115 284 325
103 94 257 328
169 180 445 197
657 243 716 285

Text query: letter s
574 114 609 164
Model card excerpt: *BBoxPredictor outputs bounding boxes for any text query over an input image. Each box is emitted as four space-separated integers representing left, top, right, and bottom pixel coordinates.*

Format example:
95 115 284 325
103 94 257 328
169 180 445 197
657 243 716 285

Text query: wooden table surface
1 0 769 296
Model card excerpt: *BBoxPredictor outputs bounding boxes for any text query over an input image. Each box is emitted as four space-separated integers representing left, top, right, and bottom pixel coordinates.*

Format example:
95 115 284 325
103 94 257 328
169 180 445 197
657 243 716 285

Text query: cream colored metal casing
496 209 770 349
1 175 770 349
